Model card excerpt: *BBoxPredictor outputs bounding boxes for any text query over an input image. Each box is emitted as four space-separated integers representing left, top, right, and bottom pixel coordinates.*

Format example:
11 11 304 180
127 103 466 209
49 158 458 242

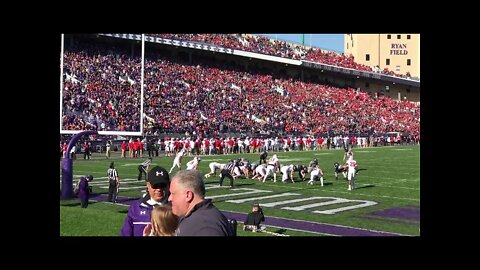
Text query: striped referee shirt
224 162 235 172
141 159 152 168
107 168 118 180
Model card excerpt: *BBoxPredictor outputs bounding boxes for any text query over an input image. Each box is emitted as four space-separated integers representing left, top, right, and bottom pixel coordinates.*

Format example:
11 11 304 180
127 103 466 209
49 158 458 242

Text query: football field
60 145 420 236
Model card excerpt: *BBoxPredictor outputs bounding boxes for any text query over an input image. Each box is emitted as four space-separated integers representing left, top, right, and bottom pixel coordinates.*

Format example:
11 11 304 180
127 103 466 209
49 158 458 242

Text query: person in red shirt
138 139 144 157
133 139 140 158
317 137 324 150
121 141 127 158
62 143 67 158
83 141 90 160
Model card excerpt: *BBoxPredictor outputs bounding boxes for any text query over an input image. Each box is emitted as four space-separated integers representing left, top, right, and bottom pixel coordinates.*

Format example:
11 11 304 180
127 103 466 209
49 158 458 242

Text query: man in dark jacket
121 166 170 236
78 175 93 208
169 170 234 236
244 204 265 232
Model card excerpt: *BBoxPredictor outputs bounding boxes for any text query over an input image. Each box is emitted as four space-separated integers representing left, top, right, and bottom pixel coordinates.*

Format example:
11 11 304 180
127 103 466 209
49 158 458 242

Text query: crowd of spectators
149 34 414 79
142 52 420 138
62 39 142 132
61 36 420 140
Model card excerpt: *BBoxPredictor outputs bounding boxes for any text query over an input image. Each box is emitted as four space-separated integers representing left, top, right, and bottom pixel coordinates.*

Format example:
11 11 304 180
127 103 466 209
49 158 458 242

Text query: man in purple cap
120 166 171 236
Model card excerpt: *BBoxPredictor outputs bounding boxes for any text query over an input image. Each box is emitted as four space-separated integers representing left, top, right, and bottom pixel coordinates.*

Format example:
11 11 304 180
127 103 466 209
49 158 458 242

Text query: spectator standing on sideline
70 145 76 160
107 161 120 203
142 205 179 236
121 141 126 158
83 141 90 160
138 157 152 181
106 140 112 159
168 170 234 236
121 166 170 236
78 175 93 208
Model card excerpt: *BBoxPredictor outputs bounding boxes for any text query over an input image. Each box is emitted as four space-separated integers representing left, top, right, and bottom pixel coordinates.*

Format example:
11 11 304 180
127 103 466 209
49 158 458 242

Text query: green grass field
60 145 420 236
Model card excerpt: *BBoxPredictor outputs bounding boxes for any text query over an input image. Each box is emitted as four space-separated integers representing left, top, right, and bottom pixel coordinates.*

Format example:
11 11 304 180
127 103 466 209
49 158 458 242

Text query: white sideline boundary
225 209 408 236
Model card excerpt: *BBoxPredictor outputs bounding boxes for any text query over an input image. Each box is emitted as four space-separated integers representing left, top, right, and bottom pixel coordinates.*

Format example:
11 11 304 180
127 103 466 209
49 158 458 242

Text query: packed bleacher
142 51 419 138
62 39 142 132
62 35 420 140
150 34 413 79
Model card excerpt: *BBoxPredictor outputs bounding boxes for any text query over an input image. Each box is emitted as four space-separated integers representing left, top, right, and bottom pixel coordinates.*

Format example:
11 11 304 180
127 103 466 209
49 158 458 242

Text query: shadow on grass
204 180 254 187
60 200 101 207
355 184 375 190
61 202 81 207
303 181 333 186
233 182 254 187
356 168 367 173
273 228 287 234
116 197 139 204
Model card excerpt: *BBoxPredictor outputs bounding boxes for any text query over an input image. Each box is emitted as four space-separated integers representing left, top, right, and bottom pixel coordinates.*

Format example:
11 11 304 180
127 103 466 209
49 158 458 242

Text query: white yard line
87 200 404 236
237 181 420 201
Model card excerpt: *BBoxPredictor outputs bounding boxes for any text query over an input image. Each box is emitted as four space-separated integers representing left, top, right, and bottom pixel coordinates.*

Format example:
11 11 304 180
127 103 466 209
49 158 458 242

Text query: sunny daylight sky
258 34 344 53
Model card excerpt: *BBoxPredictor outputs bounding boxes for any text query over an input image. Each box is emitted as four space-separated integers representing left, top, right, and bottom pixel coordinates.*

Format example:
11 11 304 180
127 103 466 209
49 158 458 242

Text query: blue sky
258 34 344 53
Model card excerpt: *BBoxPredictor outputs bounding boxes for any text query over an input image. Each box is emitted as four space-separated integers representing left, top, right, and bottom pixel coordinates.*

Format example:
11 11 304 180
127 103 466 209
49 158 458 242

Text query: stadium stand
61 34 419 141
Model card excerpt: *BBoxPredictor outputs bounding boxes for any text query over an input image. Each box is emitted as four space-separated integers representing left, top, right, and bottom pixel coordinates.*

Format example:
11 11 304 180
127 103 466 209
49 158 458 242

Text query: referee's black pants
107 179 117 202
219 169 234 188
138 165 147 181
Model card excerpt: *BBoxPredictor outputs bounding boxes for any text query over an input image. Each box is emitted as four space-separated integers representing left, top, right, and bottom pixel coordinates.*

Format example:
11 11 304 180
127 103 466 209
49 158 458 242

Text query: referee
107 161 120 203
138 157 152 181
259 150 268 164
219 160 235 188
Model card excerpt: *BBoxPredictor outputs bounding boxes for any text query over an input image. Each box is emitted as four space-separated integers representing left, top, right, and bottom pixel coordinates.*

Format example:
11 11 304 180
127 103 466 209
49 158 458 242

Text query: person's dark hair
253 204 263 214
110 162 115 169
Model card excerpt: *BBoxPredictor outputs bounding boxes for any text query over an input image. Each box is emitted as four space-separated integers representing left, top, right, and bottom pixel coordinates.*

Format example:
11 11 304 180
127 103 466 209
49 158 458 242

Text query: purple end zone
369 208 420 222
354 215 419 226
221 212 401 236
88 194 406 236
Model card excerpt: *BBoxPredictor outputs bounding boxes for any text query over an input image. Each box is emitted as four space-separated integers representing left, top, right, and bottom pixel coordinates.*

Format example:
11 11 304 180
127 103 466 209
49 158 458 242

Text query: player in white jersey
186 156 200 170
164 140 170 156
262 154 279 182
169 149 185 173
252 164 267 181
307 164 324 186
205 162 226 178
231 158 244 178
344 148 353 162
280 164 295 183
347 158 357 190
